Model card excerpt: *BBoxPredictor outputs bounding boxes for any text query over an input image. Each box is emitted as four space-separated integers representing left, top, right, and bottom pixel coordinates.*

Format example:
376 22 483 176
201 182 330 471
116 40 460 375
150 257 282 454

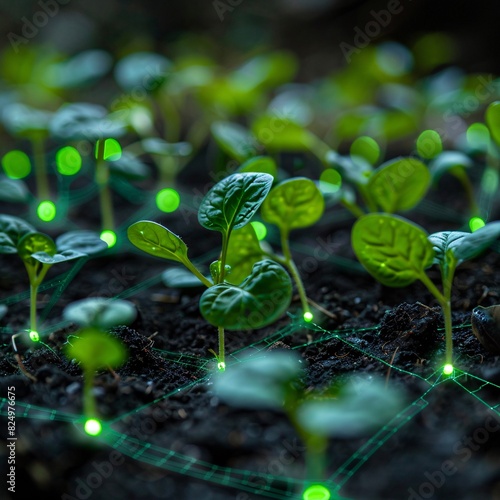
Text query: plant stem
30 283 38 333
83 370 97 417
280 229 311 316
218 326 225 368
305 435 327 483
182 259 213 288
340 198 365 218
95 139 114 232
32 135 50 201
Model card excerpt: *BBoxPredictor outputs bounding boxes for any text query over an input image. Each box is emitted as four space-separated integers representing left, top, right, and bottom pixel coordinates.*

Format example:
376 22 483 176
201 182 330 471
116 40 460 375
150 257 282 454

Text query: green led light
84 418 102 436
95 139 122 161
469 217 486 232
304 312 314 322
303 484 331 500
416 130 442 160
56 146 82 175
251 221 267 241
100 230 117 248
217 361 226 372
443 364 454 376
37 201 57 222
319 169 342 194
2 150 31 179
29 330 40 342
156 188 181 213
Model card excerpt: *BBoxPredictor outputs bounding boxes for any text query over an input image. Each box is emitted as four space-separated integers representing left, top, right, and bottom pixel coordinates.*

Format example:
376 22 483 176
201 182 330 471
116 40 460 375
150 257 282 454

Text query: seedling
214 350 401 496
128 172 292 368
65 328 127 429
352 213 500 369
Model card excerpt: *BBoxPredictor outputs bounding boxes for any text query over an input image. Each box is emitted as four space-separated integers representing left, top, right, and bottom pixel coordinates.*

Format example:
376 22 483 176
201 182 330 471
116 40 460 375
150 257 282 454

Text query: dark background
1 0 499 78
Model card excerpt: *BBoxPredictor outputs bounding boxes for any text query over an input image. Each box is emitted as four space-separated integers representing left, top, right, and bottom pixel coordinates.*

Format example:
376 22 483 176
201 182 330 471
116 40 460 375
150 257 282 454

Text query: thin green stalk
281 230 311 316
32 135 50 201
95 140 114 231
305 435 327 483
340 198 365 218
218 326 225 369
182 259 213 288
83 370 97 417
30 284 38 334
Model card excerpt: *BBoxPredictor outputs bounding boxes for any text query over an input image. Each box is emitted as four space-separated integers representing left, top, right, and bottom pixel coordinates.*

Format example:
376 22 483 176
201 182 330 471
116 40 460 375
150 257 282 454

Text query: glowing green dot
416 130 442 160
303 484 331 500
56 146 82 175
2 150 31 179
29 330 40 342
443 364 454 375
100 230 117 248
469 217 486 232
251 221 267 241
84 418 102 436
319 169 342 194
350 136 380 165
37 201 56 222
304 312 314 322
156 188 180 213
95 139 122 161
217 361 226 372
466 123 490 150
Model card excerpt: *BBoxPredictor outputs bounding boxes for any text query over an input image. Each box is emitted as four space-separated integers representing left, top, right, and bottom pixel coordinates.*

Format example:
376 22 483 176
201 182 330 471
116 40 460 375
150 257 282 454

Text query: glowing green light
95 139 122 161
416 130 442 160
443 364 454 375
217 361 226 371
100 230 117 248
29 330 40 342
303 484 331 500
37 201 57 222
156 188 181 213
2 150 31 179
304 312 314 322
469 217 486 232
319 169 342 194
84 418 102 436
466 123 490 150
251 221 267 241
56 146 82 175
350 136 380 165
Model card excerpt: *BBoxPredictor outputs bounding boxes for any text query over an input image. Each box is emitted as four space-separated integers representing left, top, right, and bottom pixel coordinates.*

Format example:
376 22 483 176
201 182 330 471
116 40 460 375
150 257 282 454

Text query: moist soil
1 157 500 500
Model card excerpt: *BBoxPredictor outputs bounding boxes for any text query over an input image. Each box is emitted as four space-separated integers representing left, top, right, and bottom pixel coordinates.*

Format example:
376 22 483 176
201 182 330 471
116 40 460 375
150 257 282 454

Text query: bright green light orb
156 188 180 213
251 221 267 241
469 217 486 232
2 150 31 179
56 146 82 175
37 201 57 222
304 312 314 322
29 330 40 342
217 361 226 372
95 138 122 161
303 484 331 500
100 230 117 248
443 364 454 375
84 418 102 436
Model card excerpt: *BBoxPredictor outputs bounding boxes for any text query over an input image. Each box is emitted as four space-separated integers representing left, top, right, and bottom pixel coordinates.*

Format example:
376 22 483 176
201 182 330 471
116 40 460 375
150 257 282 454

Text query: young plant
214 350 401 496
127 172 292 369
352 213 500 370
65 328 127 430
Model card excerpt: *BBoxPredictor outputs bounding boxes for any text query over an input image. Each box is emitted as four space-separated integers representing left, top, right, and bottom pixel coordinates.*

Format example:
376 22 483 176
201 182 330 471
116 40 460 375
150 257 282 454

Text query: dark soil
1 156 500 500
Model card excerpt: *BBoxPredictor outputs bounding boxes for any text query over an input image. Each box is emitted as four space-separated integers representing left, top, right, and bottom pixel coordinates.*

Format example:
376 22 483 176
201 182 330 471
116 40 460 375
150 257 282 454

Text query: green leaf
350 136 380 165
211 121 258 162
141 138 192 157
109 152 150 180
261 177 324 232
198 173 273 234
65 328 127 371
31 249 86 265
367 157 430 212
114 52 171 92
0 215 35 253
17 232 56 264
56 231 107 255
214 350 303 409
63 298 137 329
416 130 443 160
428 151 472 183
0 177 29 203
325 151 372 187
296 378 403 437
199 259 292 330
2 103 51 137
486 101 500 146
162 267 206 288
127 221 188 263
352 214 434 287
225 224 264 285
252 114 314 152
237 156 278 179
430 222 500 267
